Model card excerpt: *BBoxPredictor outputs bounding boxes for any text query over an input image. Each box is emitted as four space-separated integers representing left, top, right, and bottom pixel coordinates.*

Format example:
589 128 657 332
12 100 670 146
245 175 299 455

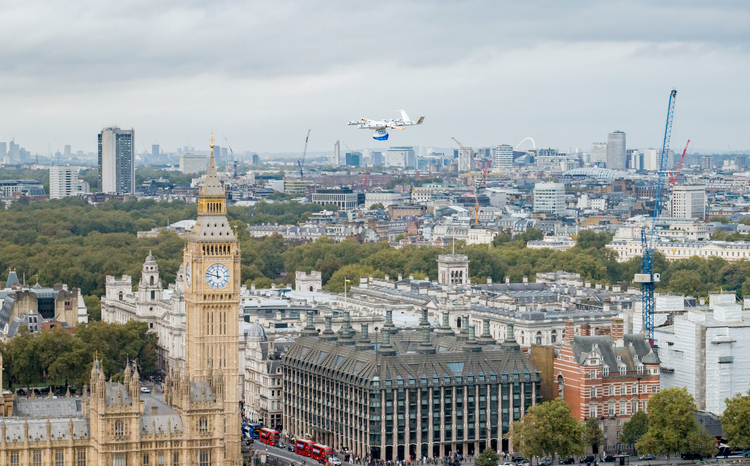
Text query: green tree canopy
620 410 648 445
722 389 750 450
369 203 385 210
637 387 717 461
510 399 584 462
582 417 604 453
475 448 500 466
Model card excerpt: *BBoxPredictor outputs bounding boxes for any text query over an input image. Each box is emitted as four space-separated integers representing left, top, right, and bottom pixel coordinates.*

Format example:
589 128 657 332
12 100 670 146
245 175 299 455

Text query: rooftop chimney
337 311 356 346
355 323 374 351
436 311 454 336
383 310 397 334
611 318 624 347
565 320 575 342
319 315 338 342
487 276 492 285
300 310 318 337
478 318 495 345
501 323 520 351
417 325 436 354
377 329 397 356
523 276 528 284
464 326 482 352
580 323 591 336
505 276 510 285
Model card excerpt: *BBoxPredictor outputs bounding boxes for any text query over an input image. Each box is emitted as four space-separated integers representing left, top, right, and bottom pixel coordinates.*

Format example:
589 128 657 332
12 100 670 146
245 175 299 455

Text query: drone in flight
347 110 425 140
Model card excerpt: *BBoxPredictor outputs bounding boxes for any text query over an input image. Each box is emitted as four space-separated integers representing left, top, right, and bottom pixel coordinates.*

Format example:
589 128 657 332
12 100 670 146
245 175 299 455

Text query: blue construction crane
297 129 311 177
635 89 677 345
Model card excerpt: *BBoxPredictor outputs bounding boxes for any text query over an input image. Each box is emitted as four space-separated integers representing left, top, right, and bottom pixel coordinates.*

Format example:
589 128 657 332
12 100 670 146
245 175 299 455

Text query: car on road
140 386 151 393
638 454 655 461
580 456 595 464
500 462 514 466
539 460 552 466
244 439 254 446
680 453 704 460
512 457 526 464
559 459 575 465
287 445 295 452
276 442 286 449
602 455 616 463
329 458 341 466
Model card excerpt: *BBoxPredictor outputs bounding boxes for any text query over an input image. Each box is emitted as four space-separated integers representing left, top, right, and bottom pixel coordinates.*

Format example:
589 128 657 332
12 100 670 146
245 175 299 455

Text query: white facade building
364 191 409 209
656 294 750 415
101 253 188 371
670 185 706 220
590 142 607 165
49 166 89 199
607 238 750 262
533 182 566 215
385 146 416 168
492 144 513 170
180 153 208 174
98 126 135 194
527 236 576 251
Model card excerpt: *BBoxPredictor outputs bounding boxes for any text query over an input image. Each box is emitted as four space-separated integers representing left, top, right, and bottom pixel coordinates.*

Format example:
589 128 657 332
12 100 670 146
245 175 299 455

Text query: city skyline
1 2 750 154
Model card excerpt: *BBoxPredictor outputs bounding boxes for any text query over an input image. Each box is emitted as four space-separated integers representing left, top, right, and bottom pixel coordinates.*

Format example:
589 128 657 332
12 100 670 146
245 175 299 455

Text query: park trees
620 410 648 446
636 388 717 462
582 417 604 455
510 399 583 463
722 390 750 450
475 448 500 466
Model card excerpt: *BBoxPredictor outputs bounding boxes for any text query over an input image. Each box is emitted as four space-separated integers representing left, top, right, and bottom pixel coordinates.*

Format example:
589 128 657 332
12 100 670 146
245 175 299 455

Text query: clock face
205 263 231 289
185 263 192 288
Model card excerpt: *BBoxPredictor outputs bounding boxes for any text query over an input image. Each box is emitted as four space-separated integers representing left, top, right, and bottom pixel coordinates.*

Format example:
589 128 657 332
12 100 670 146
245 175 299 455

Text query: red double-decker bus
311 444 333 463
295 439 315 456
259 428 280 446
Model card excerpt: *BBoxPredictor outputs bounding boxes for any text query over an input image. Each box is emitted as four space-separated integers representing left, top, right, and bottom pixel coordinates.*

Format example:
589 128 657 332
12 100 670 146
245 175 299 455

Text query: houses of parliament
0 144 242 466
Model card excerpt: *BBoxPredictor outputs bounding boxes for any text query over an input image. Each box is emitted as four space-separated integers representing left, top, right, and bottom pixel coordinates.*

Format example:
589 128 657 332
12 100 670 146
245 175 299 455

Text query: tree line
509 388 733 462
2 320 158 389
4 199 750 320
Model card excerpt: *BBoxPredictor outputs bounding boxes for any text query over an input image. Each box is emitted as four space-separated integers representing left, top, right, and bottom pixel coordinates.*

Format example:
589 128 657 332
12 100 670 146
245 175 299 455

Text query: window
77 451 86 466
619 366 626 376
199 450 211 466
118 291 123 301
603 366 609 377
551 330 557 343
143 454 149 466
173 453 179 466
10 452 19 466
55 451 64 466
608 402 615 416
114 420 124 439
158 454 164 466
632 400 638 413
151 291 155 300
637 365 644 375
114 456 125 466
620 401 627 415
590 387 596 398
199 416 208 434
33 451 42 466
590 404 597 418
557 376 564 399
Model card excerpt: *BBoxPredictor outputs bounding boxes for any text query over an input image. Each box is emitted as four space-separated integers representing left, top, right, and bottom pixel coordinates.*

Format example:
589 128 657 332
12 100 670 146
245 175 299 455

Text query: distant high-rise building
607 131 626 169
151 144 159 158
533 182 566 215
701 155 714 170
9 140 20 162
180 154 208 174
457 147 472 172
345 152 362 167
0 142 6 160
98 127 135 194
670 185 706 220
251 153 261 166
370 151 384 167
385 146 416 168
213 145 221 162
49 166 89 199
334 141 341 166
221 147 228 159
64 145 71 157
491 144 513 170
643 149 658 171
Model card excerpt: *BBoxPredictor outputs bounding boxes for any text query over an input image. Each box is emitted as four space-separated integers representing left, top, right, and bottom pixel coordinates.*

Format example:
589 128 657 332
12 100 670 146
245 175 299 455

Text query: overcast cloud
1 0 749 154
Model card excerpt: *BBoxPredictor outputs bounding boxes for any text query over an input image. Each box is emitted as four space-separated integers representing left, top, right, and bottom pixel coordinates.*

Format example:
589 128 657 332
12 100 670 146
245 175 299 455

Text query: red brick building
554 318 660 448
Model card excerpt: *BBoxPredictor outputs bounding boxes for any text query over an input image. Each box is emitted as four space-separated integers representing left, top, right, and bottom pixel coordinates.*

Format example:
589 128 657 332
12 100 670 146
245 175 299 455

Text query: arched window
199 416 208 434
118 291 123 301
551 329 557 343
150 276 154 285
557 375 564 399
309 286 314 292
536 331 542 345
456 317 462 328
114 420 124 439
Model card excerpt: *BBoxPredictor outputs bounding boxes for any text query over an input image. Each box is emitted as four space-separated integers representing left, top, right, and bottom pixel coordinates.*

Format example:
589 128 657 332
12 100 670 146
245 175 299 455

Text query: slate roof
570 334 660 371
283 327 539 385
14 398 82 417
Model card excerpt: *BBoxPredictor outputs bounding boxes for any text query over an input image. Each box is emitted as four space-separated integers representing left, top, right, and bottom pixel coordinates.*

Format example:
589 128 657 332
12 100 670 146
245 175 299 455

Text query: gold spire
210 131 215 157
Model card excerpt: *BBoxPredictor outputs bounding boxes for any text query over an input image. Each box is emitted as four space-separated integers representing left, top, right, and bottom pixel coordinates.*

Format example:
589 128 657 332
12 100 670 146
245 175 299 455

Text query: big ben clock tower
183 135 241 462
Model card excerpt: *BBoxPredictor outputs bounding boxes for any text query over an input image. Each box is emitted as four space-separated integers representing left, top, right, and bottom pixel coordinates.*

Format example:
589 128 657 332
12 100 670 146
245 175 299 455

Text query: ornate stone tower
182 136 241 462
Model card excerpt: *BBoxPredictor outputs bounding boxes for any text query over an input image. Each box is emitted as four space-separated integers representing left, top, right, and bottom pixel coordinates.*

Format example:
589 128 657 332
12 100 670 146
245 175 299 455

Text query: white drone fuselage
347 110 424 140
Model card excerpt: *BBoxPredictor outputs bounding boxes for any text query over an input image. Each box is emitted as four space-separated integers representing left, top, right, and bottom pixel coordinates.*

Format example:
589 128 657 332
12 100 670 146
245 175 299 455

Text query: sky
2 0 750 155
